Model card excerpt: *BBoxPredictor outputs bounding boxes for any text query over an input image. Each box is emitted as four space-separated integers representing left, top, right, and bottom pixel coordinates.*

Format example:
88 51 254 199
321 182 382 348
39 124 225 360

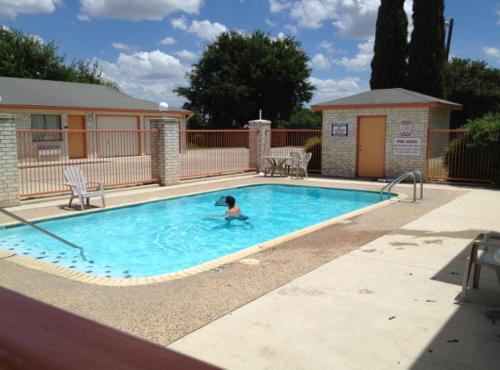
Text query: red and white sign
400 121 413 136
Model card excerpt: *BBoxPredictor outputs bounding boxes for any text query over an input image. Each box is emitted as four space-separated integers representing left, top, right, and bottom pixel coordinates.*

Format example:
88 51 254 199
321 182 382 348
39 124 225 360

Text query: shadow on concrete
408 238 500 370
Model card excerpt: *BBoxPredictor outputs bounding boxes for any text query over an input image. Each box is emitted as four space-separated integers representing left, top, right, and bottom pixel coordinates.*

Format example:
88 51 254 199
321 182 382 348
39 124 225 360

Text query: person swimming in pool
224 195 241 218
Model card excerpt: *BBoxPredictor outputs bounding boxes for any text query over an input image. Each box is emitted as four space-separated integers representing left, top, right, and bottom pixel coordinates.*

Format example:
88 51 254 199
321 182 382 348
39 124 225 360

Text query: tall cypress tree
370 0 408 89
406 0 446 97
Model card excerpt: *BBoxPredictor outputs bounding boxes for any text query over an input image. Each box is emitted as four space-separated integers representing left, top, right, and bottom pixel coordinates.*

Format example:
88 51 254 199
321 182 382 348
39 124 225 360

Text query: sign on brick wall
400 121 413 136
393 138 421 156
331 123 348 137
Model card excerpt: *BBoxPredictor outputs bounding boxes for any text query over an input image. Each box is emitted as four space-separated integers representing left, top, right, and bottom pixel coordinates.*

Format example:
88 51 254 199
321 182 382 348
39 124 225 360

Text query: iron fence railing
179 129 256 179
266 129 322 173
427 128 500 183
16 129 159 197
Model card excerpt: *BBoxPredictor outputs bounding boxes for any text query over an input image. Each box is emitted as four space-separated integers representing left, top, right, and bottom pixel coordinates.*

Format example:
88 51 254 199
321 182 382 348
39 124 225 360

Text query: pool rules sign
393 138 421 156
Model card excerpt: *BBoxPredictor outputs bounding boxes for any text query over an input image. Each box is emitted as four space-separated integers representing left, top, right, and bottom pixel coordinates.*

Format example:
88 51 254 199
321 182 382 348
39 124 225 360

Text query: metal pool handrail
0 207 87 261
380 171 420 202
412 170 424 200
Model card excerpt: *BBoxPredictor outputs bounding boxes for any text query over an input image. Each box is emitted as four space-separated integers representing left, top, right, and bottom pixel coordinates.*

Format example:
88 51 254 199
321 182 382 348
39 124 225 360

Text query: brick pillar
248 119 271 172
0 114 20 206
150 118 180 185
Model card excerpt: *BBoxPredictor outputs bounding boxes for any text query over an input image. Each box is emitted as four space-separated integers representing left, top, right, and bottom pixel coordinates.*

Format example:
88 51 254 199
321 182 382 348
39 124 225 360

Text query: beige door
68 115 86 159
357 116 386 178
96 116 139 157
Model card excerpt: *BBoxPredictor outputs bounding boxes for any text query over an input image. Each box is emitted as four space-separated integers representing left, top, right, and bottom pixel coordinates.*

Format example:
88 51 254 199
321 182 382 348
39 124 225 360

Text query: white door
97 116 138 157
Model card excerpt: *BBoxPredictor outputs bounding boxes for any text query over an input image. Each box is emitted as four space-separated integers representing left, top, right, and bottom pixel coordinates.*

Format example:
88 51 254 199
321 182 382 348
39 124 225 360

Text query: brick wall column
248 119 271 172
0 114 20 206
150 118 180 185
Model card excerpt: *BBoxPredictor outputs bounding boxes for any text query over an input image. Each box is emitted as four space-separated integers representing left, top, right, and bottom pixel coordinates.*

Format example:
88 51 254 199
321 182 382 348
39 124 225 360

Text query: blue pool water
0 185 386 278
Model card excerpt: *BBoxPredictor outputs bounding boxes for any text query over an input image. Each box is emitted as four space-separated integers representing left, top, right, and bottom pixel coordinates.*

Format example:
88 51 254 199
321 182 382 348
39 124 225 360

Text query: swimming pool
0 184 390 279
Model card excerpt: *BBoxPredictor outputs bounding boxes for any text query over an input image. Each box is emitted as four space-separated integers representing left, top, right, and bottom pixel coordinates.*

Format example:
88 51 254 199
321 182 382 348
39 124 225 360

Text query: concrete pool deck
170 185 500 369
0 176 498 369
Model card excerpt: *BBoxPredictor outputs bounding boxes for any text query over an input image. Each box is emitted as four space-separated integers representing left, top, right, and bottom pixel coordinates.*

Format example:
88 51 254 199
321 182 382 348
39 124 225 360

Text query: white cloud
160 36 176 45
99 50 189 106
320 40 334 53
171 17 228 40
0 0 59 18
309 76 363 104
79 0 202 21
174 49 198 60
484 46 500 63
265 18 277 27
497 9 500 25
77 13 90 21
269 0 292 13
310 53 330 70
284 24 298 34
274 32 286 40
171 16 188 30
269 0 412 40
333 38 373 72
30 34 44 44
112 42 130 50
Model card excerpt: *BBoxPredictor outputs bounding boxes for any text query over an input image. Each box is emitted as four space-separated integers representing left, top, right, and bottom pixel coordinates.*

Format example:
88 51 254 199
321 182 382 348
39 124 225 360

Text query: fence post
150 118 180 186
0 114 20 206
248 119 271 172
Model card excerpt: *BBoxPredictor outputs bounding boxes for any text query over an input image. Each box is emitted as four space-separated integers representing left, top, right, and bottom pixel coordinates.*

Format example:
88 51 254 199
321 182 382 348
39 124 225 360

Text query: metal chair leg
461 256 473 300
473 264 482 289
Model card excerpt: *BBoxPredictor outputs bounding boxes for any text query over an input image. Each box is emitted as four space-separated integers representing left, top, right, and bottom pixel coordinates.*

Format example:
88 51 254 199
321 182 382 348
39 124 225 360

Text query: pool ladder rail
0 207 87 261
380 170 423 202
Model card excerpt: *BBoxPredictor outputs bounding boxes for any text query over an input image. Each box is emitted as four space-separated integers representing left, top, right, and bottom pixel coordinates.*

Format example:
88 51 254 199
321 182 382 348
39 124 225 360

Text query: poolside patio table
262 155 291 177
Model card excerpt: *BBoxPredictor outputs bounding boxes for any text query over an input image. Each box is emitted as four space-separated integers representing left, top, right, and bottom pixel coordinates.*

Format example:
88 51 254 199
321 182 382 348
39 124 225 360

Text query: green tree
0 28 116 87
175 31 314 128
406 0 446 97
370 0 408 89
444 58 500 127
288 108 322 128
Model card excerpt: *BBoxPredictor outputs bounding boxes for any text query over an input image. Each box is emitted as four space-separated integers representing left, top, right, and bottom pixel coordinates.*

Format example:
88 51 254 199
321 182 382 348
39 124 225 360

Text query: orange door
68 115 86 159
357 116 386 178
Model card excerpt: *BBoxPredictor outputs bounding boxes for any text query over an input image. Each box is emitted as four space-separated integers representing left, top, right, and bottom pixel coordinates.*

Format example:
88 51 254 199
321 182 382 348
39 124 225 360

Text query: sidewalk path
170 189 500 370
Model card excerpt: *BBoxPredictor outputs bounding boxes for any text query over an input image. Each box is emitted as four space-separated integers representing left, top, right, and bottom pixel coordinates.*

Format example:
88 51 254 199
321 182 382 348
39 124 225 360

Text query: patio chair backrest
301 152 312 167
290 151 302 165
64 166 88 194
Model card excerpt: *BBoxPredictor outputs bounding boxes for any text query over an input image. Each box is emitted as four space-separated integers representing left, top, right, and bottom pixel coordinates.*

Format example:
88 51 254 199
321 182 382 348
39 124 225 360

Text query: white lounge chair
64 166 106 211
290 152 312 179
461 231 500 301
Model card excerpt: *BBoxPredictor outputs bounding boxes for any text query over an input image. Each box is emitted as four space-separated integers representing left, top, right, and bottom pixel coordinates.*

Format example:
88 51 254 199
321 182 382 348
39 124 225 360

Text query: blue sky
1 0 499 108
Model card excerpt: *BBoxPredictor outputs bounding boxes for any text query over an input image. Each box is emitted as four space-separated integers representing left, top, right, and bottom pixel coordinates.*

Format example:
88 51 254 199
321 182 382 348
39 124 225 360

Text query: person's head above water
225 195 236 208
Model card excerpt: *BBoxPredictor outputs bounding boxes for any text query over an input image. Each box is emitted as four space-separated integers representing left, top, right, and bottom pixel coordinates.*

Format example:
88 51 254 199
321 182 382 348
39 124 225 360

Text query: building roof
0 76 190 115
312 88 462 111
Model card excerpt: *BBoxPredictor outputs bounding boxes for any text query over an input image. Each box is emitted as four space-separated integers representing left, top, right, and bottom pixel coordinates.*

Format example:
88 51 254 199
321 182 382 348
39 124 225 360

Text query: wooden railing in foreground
0 287 220 370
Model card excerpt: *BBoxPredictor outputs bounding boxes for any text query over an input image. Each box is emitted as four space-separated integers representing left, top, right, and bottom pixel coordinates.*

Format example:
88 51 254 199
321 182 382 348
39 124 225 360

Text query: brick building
0 76 191 160
312 88 462 180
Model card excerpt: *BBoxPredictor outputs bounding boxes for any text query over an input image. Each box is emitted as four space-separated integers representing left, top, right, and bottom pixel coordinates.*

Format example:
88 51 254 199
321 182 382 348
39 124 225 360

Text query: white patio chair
64 166 106 211
461 231 500 301
290 152 312 179
286 151 302 176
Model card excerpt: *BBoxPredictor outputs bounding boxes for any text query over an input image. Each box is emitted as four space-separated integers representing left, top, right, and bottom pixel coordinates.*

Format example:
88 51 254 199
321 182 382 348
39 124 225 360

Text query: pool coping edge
0 188 400 286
